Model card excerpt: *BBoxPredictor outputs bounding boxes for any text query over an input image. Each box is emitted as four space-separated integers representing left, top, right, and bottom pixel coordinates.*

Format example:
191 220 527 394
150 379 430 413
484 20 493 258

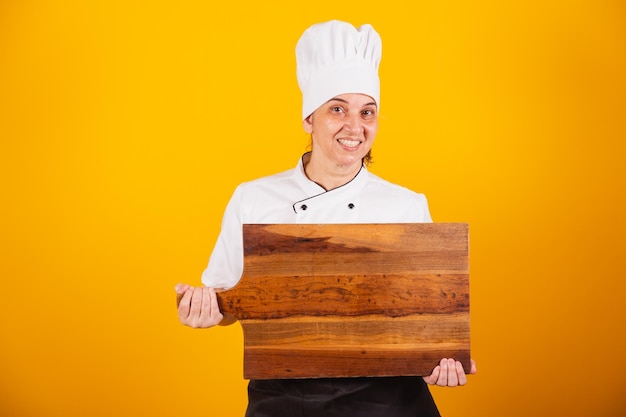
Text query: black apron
245 376 440 417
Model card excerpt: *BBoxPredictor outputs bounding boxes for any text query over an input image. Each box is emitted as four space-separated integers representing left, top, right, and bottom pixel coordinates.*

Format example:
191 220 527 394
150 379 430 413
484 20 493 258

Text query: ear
302 115 313 134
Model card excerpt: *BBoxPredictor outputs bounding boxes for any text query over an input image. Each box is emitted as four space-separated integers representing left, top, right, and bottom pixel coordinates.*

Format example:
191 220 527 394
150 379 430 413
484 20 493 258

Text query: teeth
338 139 360 148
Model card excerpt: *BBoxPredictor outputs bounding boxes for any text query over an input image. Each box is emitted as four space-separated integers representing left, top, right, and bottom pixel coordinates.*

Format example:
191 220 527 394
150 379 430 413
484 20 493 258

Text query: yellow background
1 1 625 416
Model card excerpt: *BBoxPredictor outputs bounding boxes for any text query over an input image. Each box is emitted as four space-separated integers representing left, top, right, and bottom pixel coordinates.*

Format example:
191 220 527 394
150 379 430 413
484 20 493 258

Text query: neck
303 153 362 191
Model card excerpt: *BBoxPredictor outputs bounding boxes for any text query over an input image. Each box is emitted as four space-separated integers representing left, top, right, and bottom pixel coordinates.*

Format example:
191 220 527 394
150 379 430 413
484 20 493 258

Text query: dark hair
363 150 373 166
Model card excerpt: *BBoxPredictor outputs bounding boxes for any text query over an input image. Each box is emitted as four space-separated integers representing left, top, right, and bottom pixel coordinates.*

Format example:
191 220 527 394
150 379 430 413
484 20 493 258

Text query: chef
175 20 476 417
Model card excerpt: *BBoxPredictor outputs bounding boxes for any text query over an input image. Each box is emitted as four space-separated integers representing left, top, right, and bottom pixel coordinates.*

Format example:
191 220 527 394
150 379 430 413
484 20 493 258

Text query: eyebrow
325 98 378 108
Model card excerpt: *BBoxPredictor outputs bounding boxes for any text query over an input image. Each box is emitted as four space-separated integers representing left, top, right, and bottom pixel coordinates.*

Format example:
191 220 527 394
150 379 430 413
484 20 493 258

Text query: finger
189 287 204 320
199 287 212 322
177 286 194 320
175 284 190 308
423 365 440 385
437 358 448 386
174 283 190 294
470 359 477 374
209 287 223 321
456 360 467 386
446 358 458 386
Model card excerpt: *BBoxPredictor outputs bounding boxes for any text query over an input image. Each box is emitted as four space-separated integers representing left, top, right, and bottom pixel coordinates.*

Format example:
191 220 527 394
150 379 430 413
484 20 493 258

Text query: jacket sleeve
200 185 245 290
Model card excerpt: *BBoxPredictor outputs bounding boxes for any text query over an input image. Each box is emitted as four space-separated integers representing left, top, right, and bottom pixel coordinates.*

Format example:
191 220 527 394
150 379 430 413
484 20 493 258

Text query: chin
336 155 365 168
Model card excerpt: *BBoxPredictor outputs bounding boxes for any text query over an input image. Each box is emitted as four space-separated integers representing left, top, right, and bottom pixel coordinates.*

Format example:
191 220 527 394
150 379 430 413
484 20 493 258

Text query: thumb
174 283 191 294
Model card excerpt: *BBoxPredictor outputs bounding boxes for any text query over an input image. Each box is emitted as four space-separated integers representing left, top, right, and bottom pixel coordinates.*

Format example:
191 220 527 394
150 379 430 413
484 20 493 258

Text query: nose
343 112 364 135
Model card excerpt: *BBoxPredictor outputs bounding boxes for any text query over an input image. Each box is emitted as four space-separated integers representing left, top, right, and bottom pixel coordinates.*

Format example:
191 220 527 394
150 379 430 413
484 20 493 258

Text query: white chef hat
296 20 382 121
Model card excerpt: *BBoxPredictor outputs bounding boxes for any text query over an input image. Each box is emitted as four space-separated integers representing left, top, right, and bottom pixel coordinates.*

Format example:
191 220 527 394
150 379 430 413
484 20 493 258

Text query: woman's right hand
175 283 224 328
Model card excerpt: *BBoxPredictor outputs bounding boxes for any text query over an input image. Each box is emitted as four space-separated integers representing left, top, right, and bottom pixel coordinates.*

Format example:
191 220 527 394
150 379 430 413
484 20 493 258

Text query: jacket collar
292 152 369 200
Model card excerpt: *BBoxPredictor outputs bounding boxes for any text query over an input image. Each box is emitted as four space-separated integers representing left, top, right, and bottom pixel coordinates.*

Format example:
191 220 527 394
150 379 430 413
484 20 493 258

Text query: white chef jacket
201 154 432 289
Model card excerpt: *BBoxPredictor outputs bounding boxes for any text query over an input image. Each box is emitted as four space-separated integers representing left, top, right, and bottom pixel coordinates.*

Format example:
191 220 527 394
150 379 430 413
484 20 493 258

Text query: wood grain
216 223 470 379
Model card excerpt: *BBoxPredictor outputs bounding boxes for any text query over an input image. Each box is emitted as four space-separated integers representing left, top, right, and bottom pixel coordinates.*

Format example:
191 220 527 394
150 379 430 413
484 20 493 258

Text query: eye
331 106 343 113
362 108 376 117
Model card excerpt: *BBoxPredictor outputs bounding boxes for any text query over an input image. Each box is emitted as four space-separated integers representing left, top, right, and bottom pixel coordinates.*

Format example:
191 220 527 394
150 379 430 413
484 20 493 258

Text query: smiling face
303 93 378 177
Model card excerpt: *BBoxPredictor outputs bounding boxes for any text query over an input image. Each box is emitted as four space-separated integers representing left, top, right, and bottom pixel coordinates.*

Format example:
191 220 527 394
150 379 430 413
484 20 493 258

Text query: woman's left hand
423 358 477 387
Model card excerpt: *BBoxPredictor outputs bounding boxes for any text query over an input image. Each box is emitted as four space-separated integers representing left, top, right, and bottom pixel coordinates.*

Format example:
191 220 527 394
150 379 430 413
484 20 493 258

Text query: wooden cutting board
217 223 470 380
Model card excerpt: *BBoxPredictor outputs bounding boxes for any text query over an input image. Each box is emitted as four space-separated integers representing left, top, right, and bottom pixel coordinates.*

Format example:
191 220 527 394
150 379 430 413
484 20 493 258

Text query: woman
176 20 476 416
